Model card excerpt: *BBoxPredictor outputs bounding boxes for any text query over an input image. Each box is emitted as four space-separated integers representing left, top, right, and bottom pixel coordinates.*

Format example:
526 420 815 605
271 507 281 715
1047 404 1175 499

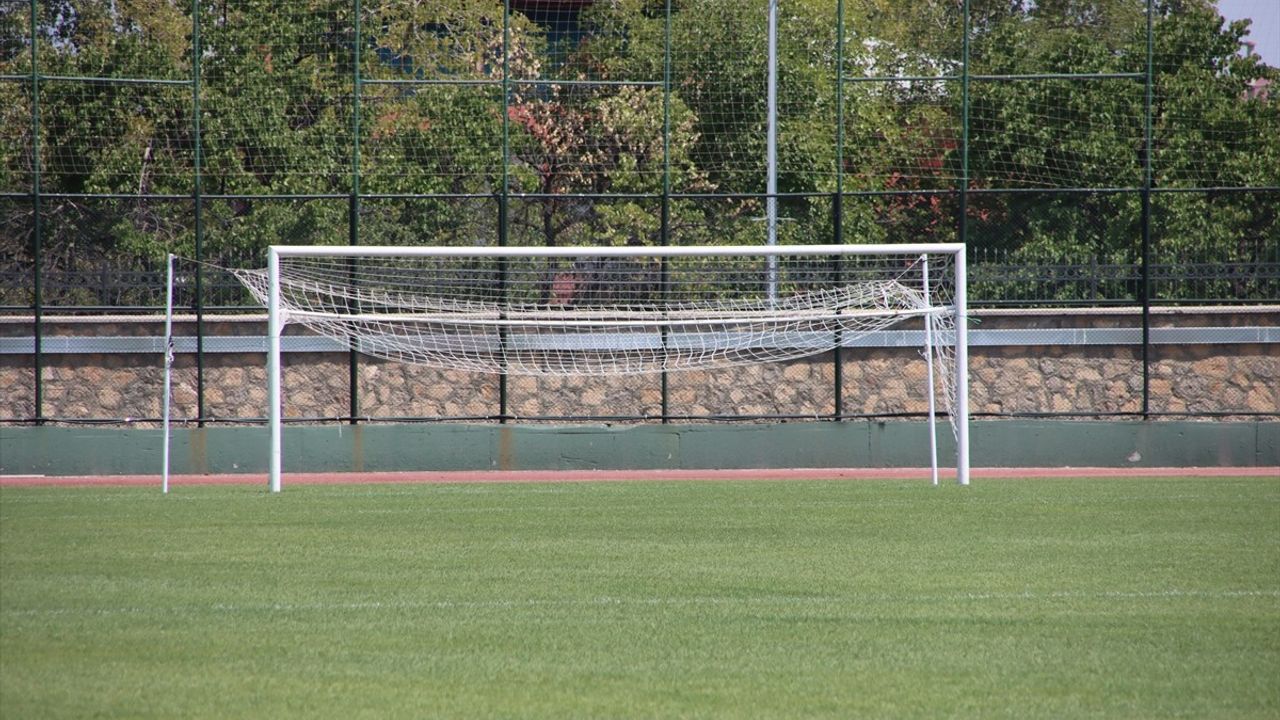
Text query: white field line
3 494 1278 524
5 589 1277 618
4 493 1277 521
4 481 1277 506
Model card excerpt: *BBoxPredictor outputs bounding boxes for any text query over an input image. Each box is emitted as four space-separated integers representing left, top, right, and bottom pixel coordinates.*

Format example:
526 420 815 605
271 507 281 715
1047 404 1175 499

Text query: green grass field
2 477 1277 718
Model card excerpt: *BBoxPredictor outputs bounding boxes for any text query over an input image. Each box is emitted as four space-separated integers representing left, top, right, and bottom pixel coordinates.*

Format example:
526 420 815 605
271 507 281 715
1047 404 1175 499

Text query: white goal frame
262 243 970 492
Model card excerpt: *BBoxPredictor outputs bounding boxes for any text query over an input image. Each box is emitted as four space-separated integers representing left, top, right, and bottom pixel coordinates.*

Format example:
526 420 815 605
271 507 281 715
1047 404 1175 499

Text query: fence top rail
4 304 1276 323
269 243 966 259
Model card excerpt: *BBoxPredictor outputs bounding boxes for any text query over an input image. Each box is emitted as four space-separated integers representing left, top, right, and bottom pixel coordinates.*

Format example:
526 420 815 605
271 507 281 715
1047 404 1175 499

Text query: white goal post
238 243 969 491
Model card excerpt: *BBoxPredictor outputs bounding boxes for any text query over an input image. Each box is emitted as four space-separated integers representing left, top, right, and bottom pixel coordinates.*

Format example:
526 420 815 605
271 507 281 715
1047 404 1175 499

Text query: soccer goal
231 243 969 491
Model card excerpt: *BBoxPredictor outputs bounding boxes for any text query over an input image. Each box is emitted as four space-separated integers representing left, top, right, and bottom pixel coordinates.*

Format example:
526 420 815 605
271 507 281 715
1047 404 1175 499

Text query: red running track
1 467 1276 487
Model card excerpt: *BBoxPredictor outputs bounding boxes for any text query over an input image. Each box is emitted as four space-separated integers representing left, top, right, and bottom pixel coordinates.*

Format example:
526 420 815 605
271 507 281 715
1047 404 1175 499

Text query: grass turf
1 477 1277 719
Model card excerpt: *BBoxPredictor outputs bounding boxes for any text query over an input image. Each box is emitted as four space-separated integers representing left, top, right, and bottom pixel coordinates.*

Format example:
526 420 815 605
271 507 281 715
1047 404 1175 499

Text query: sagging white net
233 248 959 427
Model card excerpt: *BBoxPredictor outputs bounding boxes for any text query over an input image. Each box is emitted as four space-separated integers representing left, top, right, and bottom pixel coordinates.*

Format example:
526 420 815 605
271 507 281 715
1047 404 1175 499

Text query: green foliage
198 1 353 197
0 0 1276 304
958 0 1278 298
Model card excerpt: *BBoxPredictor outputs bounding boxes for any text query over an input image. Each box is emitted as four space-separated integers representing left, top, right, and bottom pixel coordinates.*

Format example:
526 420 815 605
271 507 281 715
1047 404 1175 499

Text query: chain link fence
1 0 1277 424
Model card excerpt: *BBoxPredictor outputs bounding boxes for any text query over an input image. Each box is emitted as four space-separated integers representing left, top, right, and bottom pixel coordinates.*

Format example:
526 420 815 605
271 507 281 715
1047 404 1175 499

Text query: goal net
231 243 970 490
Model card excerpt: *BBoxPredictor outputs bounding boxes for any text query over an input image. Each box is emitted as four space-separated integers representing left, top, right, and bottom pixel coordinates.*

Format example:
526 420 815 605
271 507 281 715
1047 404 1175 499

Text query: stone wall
1 308 1276 422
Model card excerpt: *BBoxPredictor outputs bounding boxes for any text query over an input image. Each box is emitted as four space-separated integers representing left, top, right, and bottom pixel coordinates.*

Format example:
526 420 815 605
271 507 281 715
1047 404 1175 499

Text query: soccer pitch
2 477 1277 718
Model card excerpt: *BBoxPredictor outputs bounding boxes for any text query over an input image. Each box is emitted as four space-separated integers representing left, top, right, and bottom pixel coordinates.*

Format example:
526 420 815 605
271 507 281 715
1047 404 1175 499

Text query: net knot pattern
234 248 960 432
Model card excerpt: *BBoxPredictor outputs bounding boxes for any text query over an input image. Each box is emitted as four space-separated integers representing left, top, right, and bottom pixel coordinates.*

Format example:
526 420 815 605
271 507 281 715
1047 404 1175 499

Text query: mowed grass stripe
2 477 1278 719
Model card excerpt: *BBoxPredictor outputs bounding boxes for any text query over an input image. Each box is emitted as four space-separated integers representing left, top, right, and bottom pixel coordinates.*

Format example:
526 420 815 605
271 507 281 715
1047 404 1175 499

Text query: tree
1 0 1276 307
958 0 1278 301
0 1 195 305
1146 1 1280 300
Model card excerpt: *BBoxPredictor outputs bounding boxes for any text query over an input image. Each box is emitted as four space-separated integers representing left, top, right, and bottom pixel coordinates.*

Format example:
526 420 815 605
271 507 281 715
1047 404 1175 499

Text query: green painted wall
1 421 1276 476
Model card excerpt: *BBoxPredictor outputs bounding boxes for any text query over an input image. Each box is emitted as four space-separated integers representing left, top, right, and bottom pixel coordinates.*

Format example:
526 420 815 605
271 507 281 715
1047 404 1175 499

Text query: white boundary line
5 589 1277 618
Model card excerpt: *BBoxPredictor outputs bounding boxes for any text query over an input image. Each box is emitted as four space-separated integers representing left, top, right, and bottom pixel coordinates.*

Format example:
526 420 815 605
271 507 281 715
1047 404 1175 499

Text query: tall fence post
1141 0 1155 418
660 0 672 423
959 0 971 253
765 0 779 304
192 0 204 426
29 0 42 425
497 0 511 423
833 0 845 420
349 0 363 425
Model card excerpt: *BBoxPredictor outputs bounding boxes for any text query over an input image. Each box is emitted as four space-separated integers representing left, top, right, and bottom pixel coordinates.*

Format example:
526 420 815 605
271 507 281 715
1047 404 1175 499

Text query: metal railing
2 246 1276 314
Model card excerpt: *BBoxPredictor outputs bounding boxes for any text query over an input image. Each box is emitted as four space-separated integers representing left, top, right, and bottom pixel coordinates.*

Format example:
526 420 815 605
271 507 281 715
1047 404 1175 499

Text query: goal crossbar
268 243 964 259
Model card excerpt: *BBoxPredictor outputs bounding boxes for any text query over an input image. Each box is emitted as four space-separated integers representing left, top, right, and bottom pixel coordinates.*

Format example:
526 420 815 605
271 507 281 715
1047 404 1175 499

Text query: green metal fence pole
192 0 204 426
833 0 845 420
349 0 362 425
29 0 42 425
958 0 971 440
1141 0 1154 418
660 0 672 423
498 0 511 423
960 0 971 251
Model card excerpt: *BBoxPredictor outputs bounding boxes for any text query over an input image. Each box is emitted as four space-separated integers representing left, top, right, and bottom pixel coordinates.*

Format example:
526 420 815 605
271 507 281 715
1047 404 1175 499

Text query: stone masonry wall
1 308 1276 422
